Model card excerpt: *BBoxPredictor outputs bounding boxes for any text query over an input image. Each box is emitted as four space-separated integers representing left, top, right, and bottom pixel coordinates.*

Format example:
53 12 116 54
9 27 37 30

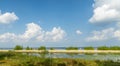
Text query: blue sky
0 0 120 48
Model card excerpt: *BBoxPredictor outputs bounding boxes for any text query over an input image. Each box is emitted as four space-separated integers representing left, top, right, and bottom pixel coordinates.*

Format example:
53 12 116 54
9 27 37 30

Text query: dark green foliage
14 45 23 50
97 46 120 50
26 46 32 50
38 46 48 58
42 58 52 66
78 62 85 66
66 47 78 57
109 46 120 50
66 47 78 50
95 60 120 66
57 63 66 66
38 46 46 50
0 51 15 60
84 46 94 50
97 46 110 50
50 47 54 50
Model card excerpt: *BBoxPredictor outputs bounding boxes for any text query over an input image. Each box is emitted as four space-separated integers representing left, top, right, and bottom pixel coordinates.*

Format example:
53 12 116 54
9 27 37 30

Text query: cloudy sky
0 0 120 48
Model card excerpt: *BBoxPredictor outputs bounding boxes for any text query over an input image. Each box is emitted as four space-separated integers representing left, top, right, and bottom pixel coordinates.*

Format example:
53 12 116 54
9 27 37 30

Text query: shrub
14 45 23 50
95 60 120 66
38 46 46 50
97 46 110 50
57 63 66 66
0 51 15 60
84 46 94 50
50 48 54 50
26 46 32 50
97 46 120 50
110 46 120 50
66 47 78 50
38 46 48 58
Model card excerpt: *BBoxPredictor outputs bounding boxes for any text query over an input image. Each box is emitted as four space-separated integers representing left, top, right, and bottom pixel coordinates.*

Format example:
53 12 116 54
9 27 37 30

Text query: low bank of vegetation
97 46 120 50
0 45 120 66
84 46 94 50
13 45 120 50
66 47 78 50
0 52 120 66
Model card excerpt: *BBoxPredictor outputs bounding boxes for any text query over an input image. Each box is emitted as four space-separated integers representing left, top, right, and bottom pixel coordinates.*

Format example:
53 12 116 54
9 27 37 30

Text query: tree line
14 45 120 50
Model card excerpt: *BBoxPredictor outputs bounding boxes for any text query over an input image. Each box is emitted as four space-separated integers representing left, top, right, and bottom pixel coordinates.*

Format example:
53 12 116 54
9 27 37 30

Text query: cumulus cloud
44 27 65 42
86 28 114 41
0 11 18 24
89 0 120 24
114 30 120 40
19 23 42 40
76 30 82 35
0 33 16 42
86 27 120 41
0 22 66 42
36 27 66 42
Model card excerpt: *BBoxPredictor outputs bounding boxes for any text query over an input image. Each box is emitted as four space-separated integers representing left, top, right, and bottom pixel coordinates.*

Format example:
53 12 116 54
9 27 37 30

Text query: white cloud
44 27 66 42
116 22 120 27
76 30 82 35
86 28 115 41
19 23 42 40
89 0 120 24
0 22 66 42
86 27 120 42
0 33 16 42
114 30 120 40
0 11 18 24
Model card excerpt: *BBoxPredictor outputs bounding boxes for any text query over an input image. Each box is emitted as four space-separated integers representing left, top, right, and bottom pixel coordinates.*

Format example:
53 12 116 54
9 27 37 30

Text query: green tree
97 46 110 50
50 47 54 50
14 45 23 50
84 46 94 50
38 46 48 58
38 46 46 50
66 47 78 58
26 46 32 50
66 47 78 50
110 46 120 50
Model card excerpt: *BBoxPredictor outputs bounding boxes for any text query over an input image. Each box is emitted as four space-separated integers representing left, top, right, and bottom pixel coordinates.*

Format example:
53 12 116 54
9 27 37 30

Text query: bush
97 46 110 50
110 46 120 50
57 63 66 66
50 48 54 50
84 46 94 50
38 46 48 58
26 46 32 50
38 46 46 50
66 47 78 50
0 51 15 60
95 60 120 66
97 46 120 50
14 45 23 50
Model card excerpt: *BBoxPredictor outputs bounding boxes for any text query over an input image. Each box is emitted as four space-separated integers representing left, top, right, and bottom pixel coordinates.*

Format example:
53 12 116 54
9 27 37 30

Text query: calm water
37 53 120 61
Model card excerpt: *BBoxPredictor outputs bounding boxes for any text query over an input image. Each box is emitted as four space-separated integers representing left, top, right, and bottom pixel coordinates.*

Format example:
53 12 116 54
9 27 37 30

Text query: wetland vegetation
0 45 120 66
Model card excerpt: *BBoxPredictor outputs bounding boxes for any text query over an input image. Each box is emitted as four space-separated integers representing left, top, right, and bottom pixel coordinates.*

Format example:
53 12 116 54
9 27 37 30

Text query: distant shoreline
0 50 120 53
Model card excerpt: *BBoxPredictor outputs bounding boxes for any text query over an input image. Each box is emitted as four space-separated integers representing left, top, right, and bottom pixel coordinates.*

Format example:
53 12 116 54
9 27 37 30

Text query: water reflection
43 53 120 61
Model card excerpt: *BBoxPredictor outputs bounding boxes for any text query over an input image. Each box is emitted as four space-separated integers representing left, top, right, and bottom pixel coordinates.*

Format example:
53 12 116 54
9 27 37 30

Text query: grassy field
0 52 120 66
1 46 120 66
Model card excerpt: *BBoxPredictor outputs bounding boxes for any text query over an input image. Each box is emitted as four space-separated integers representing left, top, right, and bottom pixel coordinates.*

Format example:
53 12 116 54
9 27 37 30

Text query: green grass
0 52 120 66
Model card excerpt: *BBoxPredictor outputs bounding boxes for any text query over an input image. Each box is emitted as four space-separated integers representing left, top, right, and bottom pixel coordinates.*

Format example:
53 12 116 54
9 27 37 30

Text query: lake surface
37 53 120 61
